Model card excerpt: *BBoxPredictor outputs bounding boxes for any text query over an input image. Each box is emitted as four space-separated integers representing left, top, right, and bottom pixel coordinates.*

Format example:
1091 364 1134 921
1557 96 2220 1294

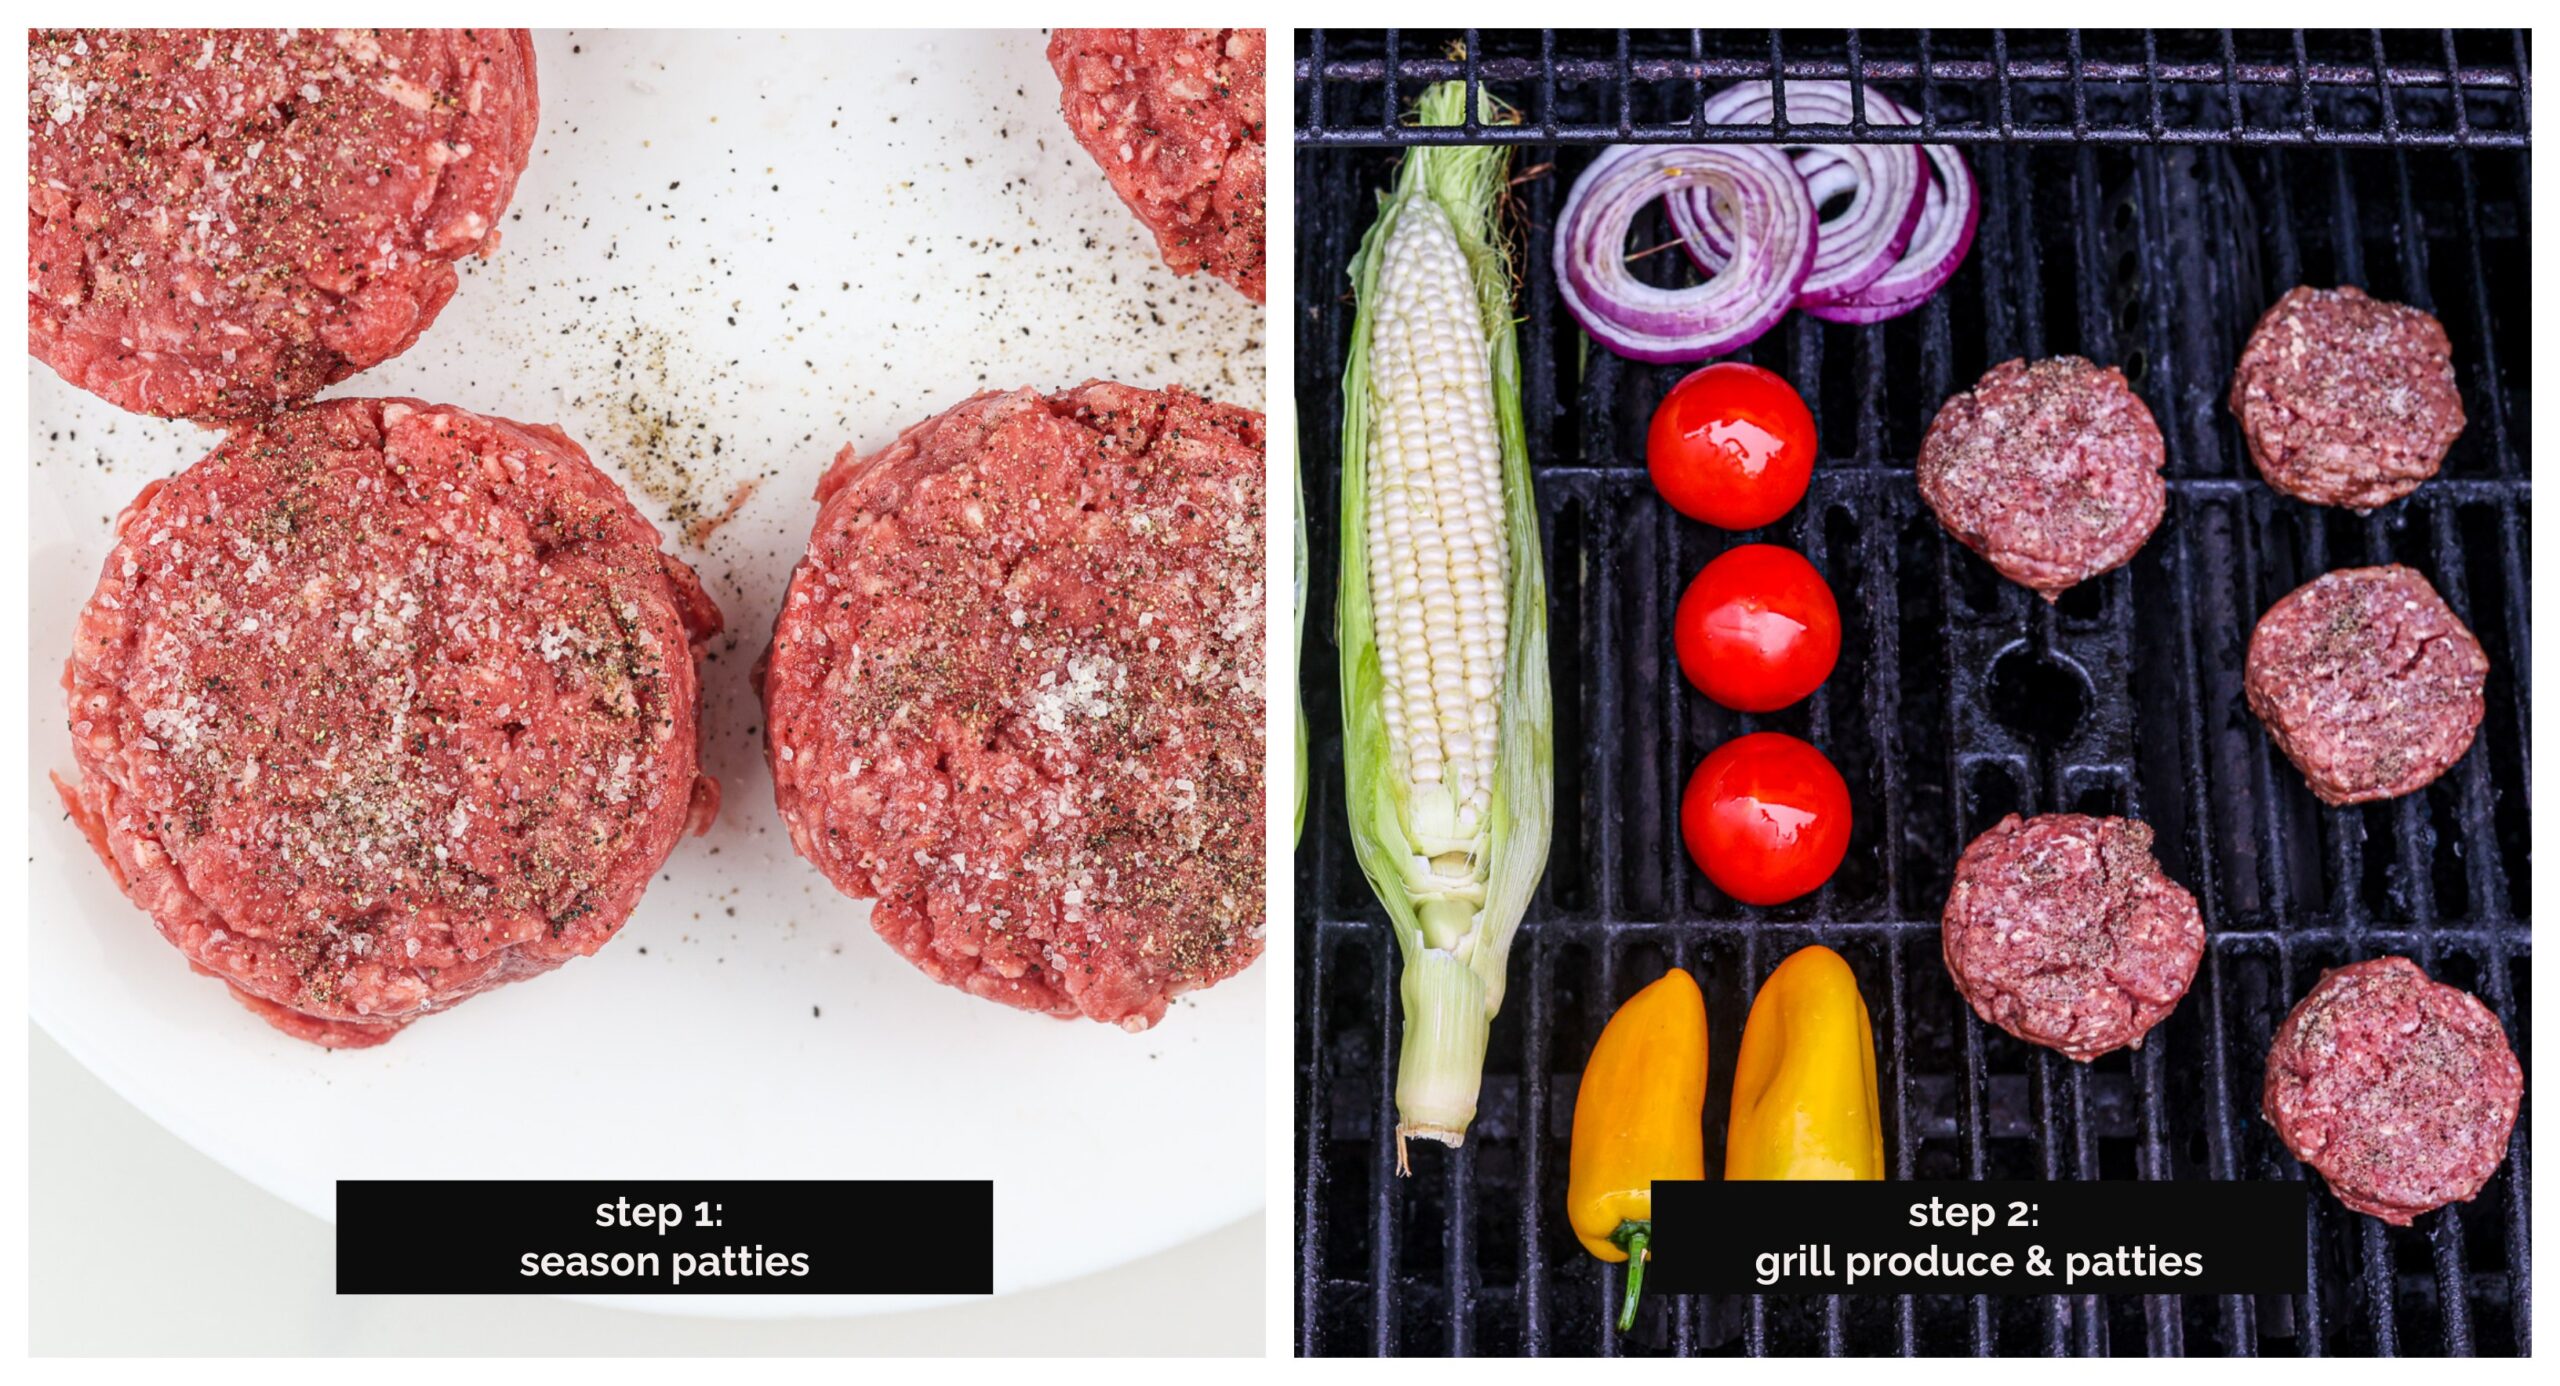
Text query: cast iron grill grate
1296 28 2532 148
1294 28 2532 1358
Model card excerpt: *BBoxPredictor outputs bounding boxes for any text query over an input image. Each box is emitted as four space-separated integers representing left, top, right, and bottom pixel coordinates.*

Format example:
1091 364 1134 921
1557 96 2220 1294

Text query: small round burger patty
1049 28 1266 303
29 28 539 419
61 398 720 1048
1917 356 2167 600
1941 814 2204 1062
763 382 1266 1030
2229 285 2465 510
2245 564 2487 806
2263 956 2522 1225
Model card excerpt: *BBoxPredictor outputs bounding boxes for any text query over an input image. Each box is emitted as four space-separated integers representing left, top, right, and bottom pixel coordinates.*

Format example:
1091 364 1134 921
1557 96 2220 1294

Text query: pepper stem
1613 1222 1653 1333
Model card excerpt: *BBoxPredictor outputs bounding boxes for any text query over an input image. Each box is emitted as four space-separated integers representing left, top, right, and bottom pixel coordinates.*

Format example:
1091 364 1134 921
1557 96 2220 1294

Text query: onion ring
1670 81 1925 307
1553 142 1816 364
1797 137 1979 323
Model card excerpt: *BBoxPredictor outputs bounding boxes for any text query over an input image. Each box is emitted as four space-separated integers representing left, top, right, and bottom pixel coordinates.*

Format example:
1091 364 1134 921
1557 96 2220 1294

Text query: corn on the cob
1339 80 1552 1165
1368 198 1508 875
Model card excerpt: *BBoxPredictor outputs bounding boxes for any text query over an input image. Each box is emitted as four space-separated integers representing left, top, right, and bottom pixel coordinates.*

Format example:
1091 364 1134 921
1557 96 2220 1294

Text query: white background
29 1029 1259 1354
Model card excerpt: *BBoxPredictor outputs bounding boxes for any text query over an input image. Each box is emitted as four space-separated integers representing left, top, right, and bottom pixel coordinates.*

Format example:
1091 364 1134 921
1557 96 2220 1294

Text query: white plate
27 29 1265 1318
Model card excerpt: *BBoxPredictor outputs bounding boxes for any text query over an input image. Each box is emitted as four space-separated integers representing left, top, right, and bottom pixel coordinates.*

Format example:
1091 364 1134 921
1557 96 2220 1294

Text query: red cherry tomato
1674 544 1841 713
1646 362 1818 529
1681 732 1852 906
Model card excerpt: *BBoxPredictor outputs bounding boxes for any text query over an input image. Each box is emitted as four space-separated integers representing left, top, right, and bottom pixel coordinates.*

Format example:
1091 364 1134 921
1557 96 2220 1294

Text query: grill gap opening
1986 643 2091 748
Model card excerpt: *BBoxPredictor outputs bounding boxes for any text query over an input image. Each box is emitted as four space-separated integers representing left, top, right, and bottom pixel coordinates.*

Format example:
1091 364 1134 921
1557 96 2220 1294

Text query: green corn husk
1338 80 1553 1167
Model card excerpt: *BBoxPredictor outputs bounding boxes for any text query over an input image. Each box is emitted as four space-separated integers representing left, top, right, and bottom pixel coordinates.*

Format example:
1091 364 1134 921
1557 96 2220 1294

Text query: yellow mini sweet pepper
1567 967 1707 1332
1726 945 1886 1181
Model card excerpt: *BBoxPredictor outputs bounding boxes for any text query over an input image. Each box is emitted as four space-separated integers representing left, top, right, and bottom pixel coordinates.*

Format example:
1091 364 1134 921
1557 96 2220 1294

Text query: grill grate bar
2292 31 2321 139
1792 314 1843 932
1305 27 1329 135
1309 918 2536 944
2452 152 2524 483
1595 945 1625 1357
2364 1218 2402 1355
1296 114 2531 148
2430 511 2516 931
1520 933 1554 1355
2443 32 2476 144
2067 31 2089 142
1447 1134 1476 1354
1845 30 1871 135
1767 29 1788 131
1370 925 1399 1355
1887 940 1921 1353
1514 466 2528 502
2144 31 2168 141
1296 893 1330 1357
1380 28 1402 141
2516 29 2536 128
1462 32 1483 137
2371 31 2404 142
1295 56 2535 94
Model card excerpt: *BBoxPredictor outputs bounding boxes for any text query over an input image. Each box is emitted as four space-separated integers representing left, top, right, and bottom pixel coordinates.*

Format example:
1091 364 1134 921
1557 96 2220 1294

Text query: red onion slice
1669 81 1925 307
1679 156 1859 272
1554 143 1815 364
1798 139 1978 322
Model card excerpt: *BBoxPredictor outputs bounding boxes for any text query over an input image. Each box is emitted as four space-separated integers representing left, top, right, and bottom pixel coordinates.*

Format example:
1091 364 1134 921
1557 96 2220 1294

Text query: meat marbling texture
1941 813 2204 1062
2245 564 2487 805
1049 28 1265 303
2263 956 2521 1225
61 398 719 1046
29 28 539 418
1916 356 2166 600
2229 285 2465 510
763 382 1266 1030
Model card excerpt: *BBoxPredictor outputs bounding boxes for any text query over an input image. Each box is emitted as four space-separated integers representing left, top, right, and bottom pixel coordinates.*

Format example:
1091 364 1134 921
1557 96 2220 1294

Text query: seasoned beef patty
2229 286 2465 509
1049 28 1265 303
1916 356 2167 600
2245 564 2488 805
60 399 720 1047
2264 956 2522 1225
1941 814 2204 1062
29 28 539 419
762 382 1265 1030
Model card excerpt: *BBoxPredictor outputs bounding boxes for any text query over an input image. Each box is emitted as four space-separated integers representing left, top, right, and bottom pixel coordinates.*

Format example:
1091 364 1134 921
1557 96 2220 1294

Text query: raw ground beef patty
2229 285 2466 510
762 382 1266 1030
2264 956 2522 1225
29 28 539 419
1049 28 1266 303
1941 814 2205 1062
1917 356 2167 600
60 398 720 1048
2245 564 2488 805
